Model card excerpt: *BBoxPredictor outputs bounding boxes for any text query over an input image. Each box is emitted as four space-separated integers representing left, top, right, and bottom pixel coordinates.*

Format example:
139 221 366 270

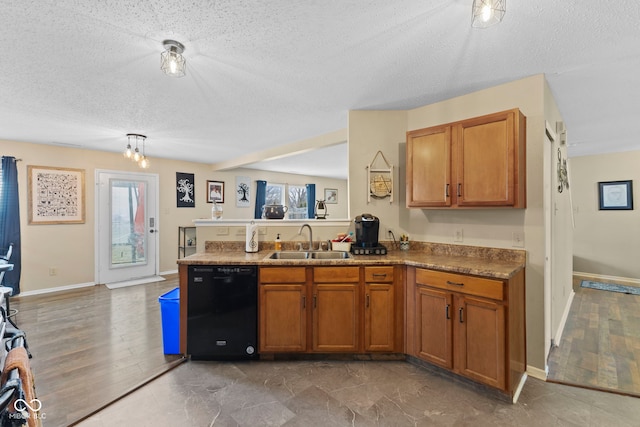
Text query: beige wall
348 74 556 371
571 150 640 279
2 140 347 294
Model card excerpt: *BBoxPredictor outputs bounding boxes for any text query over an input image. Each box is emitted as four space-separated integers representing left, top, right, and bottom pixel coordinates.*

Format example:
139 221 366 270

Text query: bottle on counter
274 233 282 251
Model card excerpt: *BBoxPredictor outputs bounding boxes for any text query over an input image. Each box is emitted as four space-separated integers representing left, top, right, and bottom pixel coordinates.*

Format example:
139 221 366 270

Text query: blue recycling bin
158 287 180 354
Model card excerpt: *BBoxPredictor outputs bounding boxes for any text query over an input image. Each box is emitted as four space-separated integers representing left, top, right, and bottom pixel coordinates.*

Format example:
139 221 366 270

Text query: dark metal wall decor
176 172 195 207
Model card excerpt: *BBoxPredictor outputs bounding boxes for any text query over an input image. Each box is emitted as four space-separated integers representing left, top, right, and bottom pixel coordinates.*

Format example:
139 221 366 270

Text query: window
264 182 308 219
288 185 308 219
265 183 285 205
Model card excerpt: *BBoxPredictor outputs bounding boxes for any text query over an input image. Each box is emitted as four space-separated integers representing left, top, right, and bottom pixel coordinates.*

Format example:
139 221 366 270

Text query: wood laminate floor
547 274 640 396
12 275 184 427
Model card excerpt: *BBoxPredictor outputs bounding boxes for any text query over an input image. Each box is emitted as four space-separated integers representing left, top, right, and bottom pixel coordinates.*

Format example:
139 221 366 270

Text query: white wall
571 150 640 279
2 139 347 293
348 75 554 371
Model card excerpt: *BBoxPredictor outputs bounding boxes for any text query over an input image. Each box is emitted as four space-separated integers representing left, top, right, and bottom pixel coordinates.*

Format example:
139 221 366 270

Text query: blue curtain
254 180 267 219
0 157 21 294
306 184 315 219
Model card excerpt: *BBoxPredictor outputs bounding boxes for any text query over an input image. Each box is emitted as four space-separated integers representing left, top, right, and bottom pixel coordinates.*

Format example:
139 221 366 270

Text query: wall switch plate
454 228 463 242
216 227 229 235
512 232 525 247
258 227 267 235
49 267 57 276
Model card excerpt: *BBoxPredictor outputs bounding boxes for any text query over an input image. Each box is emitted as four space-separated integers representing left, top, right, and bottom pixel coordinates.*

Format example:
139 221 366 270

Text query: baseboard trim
15 281 96 297
552 290 575 347
512 373 528 403
15 271 179 297
574 271 640 287
527 365 548 381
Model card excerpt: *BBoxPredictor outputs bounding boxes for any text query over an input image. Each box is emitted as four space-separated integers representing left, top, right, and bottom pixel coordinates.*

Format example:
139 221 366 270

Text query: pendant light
471 0 506 28
125 134 150 169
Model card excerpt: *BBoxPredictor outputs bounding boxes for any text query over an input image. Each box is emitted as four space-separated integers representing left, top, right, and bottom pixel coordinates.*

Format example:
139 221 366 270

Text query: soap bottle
274 234 282 251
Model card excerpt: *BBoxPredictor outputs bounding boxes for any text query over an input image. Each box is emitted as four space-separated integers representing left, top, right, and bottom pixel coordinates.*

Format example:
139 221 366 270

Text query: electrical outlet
512 232 524 247
216 227 229 236
386 228 395 239
454 228 463 242
49 267 57 276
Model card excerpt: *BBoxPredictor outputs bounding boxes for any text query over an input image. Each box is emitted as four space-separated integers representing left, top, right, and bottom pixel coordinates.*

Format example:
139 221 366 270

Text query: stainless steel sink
268 251 310 259
310 251 351 259
267 251 351 260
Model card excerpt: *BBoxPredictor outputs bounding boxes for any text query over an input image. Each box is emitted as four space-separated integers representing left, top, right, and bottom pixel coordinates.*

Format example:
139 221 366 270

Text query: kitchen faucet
298 224 313 251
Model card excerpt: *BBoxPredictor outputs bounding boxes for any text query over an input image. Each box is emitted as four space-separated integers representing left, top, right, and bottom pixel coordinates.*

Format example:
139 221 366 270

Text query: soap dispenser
274 233 282 251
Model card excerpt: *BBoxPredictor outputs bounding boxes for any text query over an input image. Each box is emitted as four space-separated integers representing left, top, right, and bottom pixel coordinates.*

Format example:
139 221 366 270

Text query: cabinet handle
302 295 306 309
313 295 317 309
446 280 464 287
457 183 462 197
459 307 464 323
445 304 450 319
445 183 450 198
372 273 387 279
366 294 370 308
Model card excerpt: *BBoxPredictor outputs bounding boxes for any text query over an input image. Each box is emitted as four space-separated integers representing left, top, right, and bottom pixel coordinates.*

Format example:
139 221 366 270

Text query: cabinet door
455 295 506 389
313 283 359 352
406 125 452 207
455 110 518 207
259 284 307 352
415 286 453 369
364 283 394 352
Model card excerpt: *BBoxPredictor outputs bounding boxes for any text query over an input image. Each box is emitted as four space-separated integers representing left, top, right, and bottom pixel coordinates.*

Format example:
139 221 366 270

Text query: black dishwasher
187 265 258 360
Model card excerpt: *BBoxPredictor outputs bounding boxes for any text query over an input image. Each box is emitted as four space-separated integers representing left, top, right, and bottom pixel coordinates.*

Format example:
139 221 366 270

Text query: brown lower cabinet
259 265 402 354
407 267 526 396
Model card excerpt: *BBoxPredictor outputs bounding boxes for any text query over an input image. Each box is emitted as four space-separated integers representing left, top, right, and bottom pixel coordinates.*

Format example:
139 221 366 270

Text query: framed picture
324 188 338 204
27 165 85 224
598 180 633 210
236 176 251 207
206 180 225 203
176 172 195 208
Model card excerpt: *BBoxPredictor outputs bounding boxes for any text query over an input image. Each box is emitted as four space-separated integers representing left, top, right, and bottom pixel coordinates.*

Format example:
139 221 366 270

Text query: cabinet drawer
364 266 394 283
415 268 503 301
313 267 359 283
260 267 306 283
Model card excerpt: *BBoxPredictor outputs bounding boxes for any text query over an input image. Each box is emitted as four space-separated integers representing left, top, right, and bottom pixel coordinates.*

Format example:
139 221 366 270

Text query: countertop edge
177 251 525 280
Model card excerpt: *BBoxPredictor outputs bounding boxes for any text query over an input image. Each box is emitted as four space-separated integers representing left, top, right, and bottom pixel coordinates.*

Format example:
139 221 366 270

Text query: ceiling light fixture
471 0 506 28
125 134 150 169
160 40 186 78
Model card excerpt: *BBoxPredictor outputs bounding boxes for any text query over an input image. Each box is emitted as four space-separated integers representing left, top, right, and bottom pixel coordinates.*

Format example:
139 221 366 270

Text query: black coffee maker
354 213 380 248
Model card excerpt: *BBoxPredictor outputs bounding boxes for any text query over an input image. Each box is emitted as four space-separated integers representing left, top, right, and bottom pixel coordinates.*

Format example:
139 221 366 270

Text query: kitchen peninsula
177 240 527 401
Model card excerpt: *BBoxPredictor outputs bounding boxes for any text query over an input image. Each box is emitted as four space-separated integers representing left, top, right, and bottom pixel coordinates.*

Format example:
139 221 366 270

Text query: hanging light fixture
471 0 506 28
125 134 150 169
160 40 186 78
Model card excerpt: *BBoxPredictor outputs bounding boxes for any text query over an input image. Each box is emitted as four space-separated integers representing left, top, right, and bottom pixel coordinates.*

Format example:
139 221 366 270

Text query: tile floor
76 359 640 427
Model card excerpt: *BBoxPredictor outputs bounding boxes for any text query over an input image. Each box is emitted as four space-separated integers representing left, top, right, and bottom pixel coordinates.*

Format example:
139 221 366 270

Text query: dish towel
1 346 40 427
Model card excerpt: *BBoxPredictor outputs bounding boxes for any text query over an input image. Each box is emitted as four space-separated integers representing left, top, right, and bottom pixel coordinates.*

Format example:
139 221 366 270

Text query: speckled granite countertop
177 241 526 280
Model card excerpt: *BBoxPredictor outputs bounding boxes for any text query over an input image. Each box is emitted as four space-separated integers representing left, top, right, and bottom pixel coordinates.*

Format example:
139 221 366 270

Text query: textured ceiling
1 1 639 179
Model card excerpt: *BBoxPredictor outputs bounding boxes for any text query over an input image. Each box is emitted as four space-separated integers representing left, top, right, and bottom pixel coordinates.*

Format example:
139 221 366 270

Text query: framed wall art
206 180 225 203
176 172 195 207
27 165 85 224
598 180 633 210
324 188 338 204
236 176 251 207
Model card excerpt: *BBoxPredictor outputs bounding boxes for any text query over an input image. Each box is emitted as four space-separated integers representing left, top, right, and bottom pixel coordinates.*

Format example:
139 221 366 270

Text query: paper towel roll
245 223 258 252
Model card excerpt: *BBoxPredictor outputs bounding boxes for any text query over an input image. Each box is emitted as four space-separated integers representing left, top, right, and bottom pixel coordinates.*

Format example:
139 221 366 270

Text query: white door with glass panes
96 170 159 284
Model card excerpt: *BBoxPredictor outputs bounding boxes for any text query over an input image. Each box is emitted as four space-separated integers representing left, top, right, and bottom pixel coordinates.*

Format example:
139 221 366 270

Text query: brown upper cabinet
406 108 526 209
